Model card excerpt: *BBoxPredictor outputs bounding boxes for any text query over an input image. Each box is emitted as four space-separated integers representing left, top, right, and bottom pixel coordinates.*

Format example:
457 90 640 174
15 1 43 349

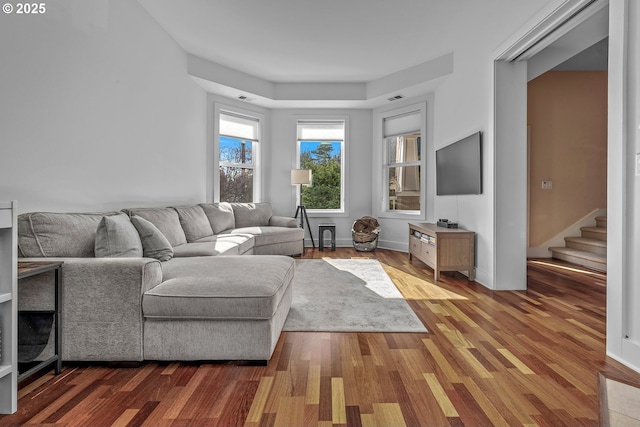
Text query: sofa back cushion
230 203 272 228
95 213 143 258
18 211 120 257
173 205 214 242
125 207 187 247
200 203 235 234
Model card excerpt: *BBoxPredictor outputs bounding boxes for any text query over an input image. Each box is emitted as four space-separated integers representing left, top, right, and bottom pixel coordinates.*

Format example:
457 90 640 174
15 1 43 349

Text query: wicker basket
352 216 380 251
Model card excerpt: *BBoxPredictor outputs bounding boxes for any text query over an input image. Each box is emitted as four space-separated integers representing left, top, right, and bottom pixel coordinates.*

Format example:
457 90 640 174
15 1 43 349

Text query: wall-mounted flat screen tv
436 131 482 195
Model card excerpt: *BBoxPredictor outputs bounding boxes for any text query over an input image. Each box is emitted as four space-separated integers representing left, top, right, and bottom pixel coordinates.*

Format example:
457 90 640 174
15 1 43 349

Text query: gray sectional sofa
17 202 303 362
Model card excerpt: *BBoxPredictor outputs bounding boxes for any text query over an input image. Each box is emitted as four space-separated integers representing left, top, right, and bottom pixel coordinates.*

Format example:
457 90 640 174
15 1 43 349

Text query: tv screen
436 131 482 195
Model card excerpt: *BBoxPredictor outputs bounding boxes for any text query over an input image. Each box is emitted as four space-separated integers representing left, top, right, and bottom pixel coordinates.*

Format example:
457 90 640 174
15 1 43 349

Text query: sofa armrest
269 215 299 228
18 257 163 361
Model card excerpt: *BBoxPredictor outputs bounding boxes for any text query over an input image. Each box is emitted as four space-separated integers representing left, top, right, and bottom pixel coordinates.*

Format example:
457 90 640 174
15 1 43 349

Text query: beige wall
527 71 607 247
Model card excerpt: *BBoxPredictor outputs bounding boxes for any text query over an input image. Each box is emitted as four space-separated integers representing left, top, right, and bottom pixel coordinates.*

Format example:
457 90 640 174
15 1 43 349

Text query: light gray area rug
283 259 427 333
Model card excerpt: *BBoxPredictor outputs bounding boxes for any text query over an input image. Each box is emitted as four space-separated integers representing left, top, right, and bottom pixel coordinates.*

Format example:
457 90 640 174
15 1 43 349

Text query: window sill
306 210 349 218
378 210 425 220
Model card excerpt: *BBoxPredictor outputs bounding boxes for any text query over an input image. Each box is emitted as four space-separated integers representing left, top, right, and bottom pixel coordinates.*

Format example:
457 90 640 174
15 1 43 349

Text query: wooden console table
408 222 475 281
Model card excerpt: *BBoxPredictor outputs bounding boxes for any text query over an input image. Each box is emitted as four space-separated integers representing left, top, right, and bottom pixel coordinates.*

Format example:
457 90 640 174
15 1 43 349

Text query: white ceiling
138 0 456 84
138 0 605 108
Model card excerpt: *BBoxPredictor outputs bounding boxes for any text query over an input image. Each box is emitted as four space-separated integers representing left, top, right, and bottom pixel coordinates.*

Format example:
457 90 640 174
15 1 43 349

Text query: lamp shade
291 169 312 186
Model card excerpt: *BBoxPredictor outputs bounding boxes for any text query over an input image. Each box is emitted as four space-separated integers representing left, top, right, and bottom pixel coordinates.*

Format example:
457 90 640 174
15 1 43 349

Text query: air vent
387 95 404 101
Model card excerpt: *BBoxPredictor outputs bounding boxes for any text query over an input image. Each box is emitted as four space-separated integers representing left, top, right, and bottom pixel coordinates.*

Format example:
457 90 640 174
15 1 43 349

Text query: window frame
295 116 349 216
385 132 422 212
213 103 264 203
375 101 428 220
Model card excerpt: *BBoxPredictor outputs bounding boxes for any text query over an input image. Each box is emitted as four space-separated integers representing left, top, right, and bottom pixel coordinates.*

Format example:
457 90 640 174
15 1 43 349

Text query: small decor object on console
437 219 458 228
352 216 380 251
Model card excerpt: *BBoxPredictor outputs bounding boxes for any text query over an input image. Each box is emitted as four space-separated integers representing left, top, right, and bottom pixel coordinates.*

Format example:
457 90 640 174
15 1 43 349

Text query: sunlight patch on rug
283 259 428 333
324 258 403 299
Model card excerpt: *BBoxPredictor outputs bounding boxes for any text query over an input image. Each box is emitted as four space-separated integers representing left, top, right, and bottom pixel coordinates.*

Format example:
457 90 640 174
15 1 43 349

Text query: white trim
374 101 428 220
294 115 349 216
608 0 640 374
494 0 607 62
212 100 266 203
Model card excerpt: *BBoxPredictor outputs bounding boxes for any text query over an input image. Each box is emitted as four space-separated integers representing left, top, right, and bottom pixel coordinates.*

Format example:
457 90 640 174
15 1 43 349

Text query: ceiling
137 0 608 108
553 37 608 71
138 0 455 83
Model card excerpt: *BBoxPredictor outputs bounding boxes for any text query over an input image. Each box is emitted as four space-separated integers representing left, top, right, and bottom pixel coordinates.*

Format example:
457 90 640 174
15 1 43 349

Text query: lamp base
294 205 315 248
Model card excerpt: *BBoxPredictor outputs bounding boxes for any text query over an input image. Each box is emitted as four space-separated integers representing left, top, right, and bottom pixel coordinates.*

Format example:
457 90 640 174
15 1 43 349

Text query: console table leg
54 266 62 374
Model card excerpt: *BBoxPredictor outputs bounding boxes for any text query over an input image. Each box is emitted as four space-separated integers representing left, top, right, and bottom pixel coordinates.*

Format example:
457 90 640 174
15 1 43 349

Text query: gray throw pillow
130 215 174 261
95 213 143 258
173 205 214 242
125 207 187 247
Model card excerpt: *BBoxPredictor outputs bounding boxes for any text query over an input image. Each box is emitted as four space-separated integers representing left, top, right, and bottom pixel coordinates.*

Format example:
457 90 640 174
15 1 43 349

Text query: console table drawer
422 241 436 264
410 236 421 253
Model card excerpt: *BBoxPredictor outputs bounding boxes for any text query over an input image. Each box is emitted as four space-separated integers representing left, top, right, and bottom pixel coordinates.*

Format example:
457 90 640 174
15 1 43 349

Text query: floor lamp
291 169 316 248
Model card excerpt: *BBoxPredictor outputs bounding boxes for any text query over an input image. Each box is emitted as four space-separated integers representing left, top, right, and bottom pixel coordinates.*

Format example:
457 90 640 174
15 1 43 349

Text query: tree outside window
219 136 253 202
299 141 342 209
218 111 259 202
297 120 345 212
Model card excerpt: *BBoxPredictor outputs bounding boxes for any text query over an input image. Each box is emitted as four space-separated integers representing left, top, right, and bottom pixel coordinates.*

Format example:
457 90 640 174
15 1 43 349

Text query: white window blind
220 112 259 141
297 120 345 140
383 111 421 138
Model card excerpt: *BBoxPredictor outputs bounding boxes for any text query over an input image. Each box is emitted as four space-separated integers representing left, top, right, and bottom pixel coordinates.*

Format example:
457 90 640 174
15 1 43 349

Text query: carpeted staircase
549 216 607 272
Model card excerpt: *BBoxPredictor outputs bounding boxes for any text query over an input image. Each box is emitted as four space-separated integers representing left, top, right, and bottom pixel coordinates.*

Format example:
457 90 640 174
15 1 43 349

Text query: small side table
318 223 336 251
17 261 63 381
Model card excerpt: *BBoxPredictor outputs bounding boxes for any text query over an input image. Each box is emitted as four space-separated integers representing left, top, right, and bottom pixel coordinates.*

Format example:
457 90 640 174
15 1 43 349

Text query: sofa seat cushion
143 256 295 320
171 235 254 257
193 233 254 255
221 226 303 248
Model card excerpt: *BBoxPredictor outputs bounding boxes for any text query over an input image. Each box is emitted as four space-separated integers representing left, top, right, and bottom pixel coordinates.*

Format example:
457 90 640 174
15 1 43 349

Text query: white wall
0 0 207 213
607 0 640 372
268 109 373 246
368 1 548 287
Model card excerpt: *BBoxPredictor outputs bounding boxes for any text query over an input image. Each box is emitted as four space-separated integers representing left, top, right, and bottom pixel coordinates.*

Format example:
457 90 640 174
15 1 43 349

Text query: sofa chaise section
143 256 294 361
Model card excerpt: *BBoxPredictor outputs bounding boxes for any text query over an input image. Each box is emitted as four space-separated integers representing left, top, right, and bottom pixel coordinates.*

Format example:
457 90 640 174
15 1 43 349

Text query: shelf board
0 365 12 379
0 293 11 304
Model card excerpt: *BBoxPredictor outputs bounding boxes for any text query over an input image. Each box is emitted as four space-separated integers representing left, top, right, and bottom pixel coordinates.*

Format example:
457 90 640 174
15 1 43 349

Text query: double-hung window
383 110 422 212
218 111 259 202
297 119 346 213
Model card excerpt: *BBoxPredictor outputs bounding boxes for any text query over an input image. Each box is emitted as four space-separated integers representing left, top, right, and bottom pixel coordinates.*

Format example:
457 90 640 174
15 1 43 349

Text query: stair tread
581 226 607 233
595 216 607 221
564 236 607 247
549 247 606 262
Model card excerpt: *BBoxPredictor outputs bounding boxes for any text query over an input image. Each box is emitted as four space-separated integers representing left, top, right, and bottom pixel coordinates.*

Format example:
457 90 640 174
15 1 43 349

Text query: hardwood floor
2 248 639 427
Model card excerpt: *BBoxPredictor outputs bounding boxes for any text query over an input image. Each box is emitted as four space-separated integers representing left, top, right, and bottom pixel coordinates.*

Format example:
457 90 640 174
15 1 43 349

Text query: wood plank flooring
2 248 639 426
